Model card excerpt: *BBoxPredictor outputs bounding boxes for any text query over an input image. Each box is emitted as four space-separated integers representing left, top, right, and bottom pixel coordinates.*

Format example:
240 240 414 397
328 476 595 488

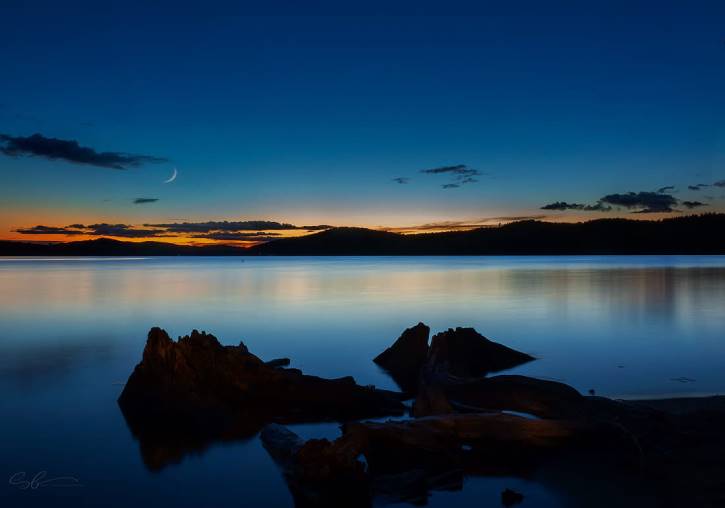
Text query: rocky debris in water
118 327 405 470
373 322 430 394
412 377 454 417
261 423 371 508
443 375 588 419
501 488 524 506
260 413 630 507
374 324 534 394
119 328 404 421
428 327 535 378
117 324 725 507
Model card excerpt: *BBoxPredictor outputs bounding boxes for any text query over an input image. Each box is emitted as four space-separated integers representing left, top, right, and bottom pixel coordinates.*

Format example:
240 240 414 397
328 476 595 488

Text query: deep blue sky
1 1 724 240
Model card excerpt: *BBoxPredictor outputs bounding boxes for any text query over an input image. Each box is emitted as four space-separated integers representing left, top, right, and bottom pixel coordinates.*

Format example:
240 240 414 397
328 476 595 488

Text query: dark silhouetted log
260 413 626 506
444 375 587 419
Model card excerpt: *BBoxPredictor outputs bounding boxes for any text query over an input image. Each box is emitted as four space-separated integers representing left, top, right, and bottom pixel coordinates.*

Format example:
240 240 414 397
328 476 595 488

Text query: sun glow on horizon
1 209 707 246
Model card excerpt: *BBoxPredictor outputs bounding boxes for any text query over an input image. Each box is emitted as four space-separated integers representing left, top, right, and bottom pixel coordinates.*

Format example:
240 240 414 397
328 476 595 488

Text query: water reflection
1 257 724 397
1 256 725 508
0 336 115 389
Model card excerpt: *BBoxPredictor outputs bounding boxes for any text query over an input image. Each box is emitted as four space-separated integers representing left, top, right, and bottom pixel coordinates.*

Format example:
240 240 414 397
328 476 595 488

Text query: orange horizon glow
0 210 702 246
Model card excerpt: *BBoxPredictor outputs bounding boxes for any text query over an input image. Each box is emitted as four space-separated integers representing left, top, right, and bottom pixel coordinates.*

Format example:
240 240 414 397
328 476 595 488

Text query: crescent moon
164 167 177 183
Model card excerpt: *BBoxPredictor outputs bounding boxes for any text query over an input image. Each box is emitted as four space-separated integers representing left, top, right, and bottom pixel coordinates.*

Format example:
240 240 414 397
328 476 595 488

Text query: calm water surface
1 256 724 507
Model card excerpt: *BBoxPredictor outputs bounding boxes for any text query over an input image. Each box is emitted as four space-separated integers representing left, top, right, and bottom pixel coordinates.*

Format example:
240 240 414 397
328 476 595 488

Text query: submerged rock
373 322 430 394
118 327 405 470
374 324 535 395
118 324 725 507
120 328 404 421
427 327 534 378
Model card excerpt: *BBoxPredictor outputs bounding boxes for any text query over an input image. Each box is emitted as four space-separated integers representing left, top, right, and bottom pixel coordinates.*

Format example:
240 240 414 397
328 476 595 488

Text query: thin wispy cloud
601 191 678 213
681 201 708 209
14 225 85 235
0 133 167 170
143 221 304 233
13 220 333 242
14 223 168 238
420 164 482 188
190 232 282 241
392 177 411 184
87 224 166 237
540 201 612 212
541 188 713 214
133 198 159 204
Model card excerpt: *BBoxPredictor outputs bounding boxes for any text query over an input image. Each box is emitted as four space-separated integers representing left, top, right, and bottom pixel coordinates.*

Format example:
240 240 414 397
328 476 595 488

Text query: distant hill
0 238 245 256
249 214 725 255
2 214 725 256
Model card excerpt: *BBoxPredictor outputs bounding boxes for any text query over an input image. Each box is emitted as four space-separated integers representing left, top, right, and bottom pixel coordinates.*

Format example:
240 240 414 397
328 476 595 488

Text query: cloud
713 180 725 188
0 133 167 169
14 225 85 235
420 164 474 175
657 186 676 193
420 164 482 188
583 202 613 211
681 201 708 209
688 184 709 191
190 232 282 241
540 201 612 212
540 201 586 211
143 220 301 233
392 177 411 184
13 220 331 241
15 223 167 238
133 198 159 204
85 223 167 237
541 188 715 214
599 191 678 213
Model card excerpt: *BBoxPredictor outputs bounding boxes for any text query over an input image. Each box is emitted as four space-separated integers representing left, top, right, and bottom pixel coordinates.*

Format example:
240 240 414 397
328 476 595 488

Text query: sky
1 1 724 245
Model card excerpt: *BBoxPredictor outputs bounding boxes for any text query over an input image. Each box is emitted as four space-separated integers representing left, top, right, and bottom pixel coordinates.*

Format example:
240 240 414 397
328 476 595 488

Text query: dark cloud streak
190 232 282 241
681 201 708 209
143 220 303 233
420 164 482 188
14 223 167 238
15 225 85 235
0 133 167 169
600 191 678 213
540 201 612 212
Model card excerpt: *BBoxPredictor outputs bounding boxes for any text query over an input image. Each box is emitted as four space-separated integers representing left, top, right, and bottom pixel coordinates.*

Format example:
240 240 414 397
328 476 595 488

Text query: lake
2 255 725 507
